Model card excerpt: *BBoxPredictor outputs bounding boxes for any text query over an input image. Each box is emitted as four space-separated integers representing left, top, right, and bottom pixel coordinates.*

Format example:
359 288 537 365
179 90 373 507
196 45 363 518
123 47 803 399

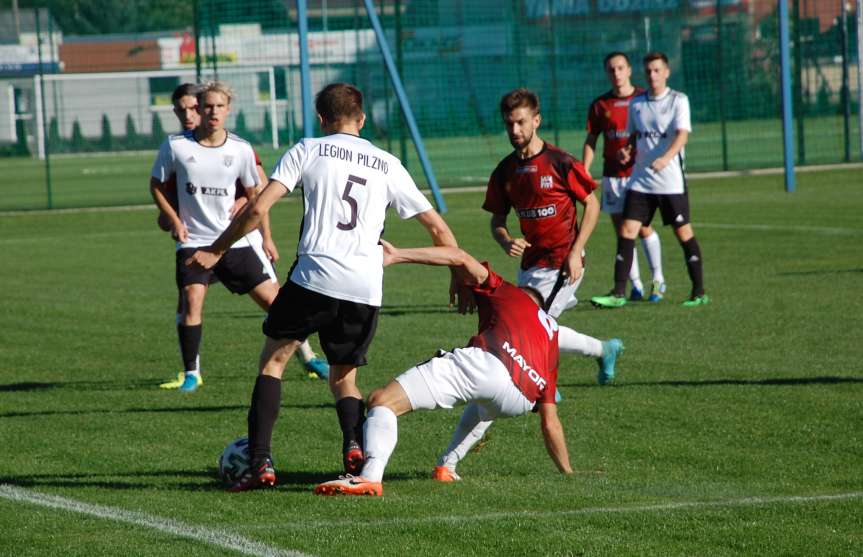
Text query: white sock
359 406 398 482
438 403 492 471
297 340 315 362
629 246 643 292
641 231 664 284
558 325 603 358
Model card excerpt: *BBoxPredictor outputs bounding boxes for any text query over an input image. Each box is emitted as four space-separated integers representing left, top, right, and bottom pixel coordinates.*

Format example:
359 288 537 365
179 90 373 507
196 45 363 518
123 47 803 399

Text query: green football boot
682 294 710 307
590 292 628 309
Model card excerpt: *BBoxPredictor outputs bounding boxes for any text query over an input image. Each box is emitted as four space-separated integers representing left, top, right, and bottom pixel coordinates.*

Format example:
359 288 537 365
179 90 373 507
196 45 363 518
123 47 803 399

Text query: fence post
841 0 851 162
395 0 407 167
857 0 863 160
268 66 279 149
194 0 202 82
296 0 315 138
716 0 729 170
35 7 53 208
362 0 446 213
779 0 797 192
792 0 805 165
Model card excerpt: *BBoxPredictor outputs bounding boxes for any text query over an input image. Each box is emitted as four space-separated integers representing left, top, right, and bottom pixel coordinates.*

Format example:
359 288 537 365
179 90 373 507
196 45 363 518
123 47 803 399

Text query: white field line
0 484 311 557
262 491 863 531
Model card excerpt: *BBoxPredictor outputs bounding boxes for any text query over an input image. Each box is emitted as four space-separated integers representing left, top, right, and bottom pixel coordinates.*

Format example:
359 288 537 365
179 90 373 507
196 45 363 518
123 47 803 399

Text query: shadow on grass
616 375 863 388
0 468 420 492
0 402 333 419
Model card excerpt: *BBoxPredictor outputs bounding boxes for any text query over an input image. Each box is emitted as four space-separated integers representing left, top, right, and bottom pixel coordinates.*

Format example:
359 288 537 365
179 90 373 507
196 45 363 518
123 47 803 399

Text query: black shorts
263 279 380 367
176 246 275 295
623 190 691 228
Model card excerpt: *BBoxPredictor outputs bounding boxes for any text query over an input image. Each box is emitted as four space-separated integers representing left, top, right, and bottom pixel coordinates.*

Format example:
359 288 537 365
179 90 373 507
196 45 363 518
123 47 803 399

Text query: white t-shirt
626 89 692 195
270 133 433 306
151 130 261 249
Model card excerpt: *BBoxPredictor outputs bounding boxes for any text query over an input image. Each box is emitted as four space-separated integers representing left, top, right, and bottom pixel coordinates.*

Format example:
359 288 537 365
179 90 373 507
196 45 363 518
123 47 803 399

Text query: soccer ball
218 437 250 485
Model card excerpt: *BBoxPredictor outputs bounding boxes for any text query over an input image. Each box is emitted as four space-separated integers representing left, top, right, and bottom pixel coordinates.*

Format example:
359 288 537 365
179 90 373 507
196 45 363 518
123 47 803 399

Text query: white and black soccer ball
218 437 250 485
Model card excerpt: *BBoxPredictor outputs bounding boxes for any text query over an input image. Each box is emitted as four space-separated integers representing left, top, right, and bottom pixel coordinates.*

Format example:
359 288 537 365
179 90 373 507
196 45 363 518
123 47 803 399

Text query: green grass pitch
0 168 861 556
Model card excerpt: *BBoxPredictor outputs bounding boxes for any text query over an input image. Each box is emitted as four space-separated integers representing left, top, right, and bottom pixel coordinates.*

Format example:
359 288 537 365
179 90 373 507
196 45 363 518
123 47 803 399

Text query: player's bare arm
538 402 573 474
380 240 489 287
565 193 600 283
250 164 280 262
490 213 531 258
413 209 475 313
187 179 286 270
582 132 599 172
650 129 689 172
150 176 188 242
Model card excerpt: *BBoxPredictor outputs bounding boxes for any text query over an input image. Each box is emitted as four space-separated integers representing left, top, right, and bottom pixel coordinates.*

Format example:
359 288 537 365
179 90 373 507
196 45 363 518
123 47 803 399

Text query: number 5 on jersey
338 174 367 231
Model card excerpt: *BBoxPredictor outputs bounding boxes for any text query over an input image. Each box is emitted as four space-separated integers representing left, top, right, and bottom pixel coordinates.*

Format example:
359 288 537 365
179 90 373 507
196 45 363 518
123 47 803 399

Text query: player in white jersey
152 84 330 388
150 81 282 393
186 83 462 491
583 52 665 304
591 52 708 308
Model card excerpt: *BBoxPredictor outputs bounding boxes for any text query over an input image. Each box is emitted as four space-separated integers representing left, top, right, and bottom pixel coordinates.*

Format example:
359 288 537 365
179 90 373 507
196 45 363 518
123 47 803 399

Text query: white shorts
600 176 632 214
395 347 534 420
517 265 583 319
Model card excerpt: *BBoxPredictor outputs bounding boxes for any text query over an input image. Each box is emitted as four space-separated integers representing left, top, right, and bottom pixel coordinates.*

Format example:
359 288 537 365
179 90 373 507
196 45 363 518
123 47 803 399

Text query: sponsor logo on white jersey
502 340 547 391
186 156 197 163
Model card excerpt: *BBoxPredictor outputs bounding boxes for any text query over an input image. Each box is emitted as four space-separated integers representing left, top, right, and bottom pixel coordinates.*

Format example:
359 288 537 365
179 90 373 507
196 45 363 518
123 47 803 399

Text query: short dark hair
500 88 540 116
643 52 669 67
171 83 199 105
603 52 631 68
315 83 364 124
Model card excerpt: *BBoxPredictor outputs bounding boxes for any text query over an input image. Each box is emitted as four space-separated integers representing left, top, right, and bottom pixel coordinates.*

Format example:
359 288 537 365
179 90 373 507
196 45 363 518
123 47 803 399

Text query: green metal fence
1 1 860 211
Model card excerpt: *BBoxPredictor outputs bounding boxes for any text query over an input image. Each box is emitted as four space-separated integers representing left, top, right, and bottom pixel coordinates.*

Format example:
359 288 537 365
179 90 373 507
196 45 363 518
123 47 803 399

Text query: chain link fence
1 1 860 210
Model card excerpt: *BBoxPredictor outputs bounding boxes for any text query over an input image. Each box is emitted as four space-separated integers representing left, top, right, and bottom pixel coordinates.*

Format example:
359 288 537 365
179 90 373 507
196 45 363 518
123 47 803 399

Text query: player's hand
185 248 221 271
450 272 476 315
505 238 531 258
380 239 399 267
229 197 249 219
617 145 632 165
172 221 189 243
650 156 670 173
564 252 584 284
263 238 280 262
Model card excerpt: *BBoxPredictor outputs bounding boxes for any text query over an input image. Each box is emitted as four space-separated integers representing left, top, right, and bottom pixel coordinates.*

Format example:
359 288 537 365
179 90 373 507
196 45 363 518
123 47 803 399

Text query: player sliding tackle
315 241 573 497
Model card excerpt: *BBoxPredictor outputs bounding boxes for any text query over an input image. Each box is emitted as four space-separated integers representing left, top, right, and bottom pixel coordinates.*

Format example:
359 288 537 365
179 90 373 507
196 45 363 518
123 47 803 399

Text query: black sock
247 375 281 462
177 324 202 371
681 237 705 297
336 397 365 451
613 238 636 296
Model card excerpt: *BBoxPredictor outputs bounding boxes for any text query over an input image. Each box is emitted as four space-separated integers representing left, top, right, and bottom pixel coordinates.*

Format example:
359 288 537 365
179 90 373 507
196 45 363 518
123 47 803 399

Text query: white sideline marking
266 491 863 530
0 484 310 557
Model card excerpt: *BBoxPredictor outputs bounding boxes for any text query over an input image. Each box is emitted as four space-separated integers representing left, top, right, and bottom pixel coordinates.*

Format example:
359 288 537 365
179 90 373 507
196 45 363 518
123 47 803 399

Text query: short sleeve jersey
626 89 692 194
151 130 260 249
483 143 597 270
586 88 645 178
270 133 432 307
467 264 560 405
